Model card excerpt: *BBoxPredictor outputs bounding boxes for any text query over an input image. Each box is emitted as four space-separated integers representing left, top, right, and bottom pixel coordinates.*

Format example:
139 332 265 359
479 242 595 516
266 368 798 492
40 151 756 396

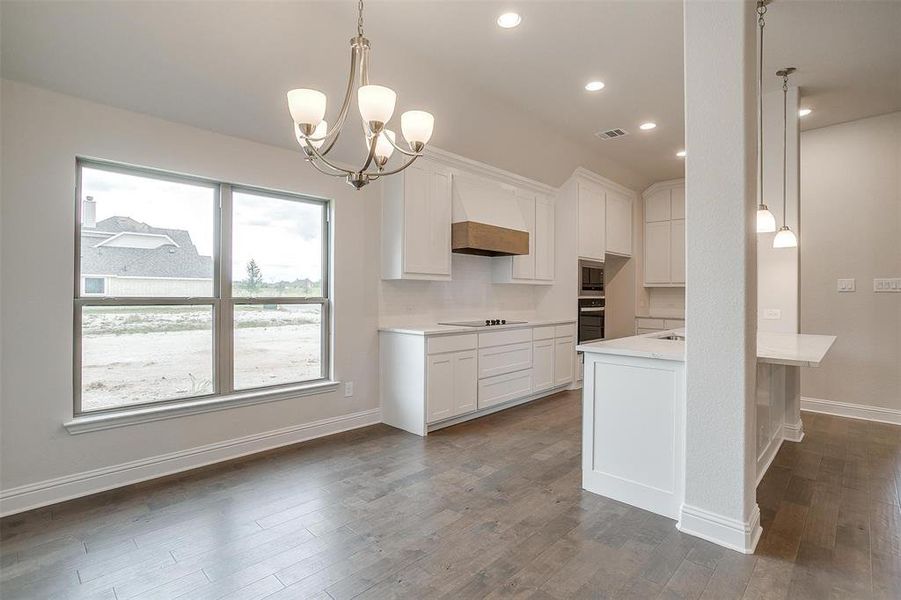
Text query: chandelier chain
358 0 364 36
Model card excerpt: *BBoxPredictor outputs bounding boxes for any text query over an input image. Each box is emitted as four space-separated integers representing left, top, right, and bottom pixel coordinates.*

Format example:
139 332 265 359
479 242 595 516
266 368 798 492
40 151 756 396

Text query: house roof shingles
81 217 213 279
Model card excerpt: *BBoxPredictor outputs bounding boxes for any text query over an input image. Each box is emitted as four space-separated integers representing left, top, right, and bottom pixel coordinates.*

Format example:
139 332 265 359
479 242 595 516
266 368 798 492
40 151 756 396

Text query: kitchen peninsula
576 329 836 521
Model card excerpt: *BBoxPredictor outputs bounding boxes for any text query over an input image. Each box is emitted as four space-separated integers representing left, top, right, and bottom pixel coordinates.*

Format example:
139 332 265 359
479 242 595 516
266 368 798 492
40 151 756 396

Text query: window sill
63 380 341 435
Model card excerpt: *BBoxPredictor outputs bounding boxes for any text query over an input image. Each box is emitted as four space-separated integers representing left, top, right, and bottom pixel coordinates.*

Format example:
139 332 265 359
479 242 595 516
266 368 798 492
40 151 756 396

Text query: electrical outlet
763 308 781 320
873 278 901 293
344 382 354 397
837 278 855 292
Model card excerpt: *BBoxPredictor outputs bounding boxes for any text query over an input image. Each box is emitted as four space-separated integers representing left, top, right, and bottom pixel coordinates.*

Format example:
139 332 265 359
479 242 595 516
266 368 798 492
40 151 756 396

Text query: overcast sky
82 167 323 282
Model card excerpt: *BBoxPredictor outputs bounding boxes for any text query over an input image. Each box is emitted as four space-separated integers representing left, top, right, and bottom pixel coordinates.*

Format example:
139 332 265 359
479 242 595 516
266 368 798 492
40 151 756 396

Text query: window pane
232 191 324 298
233 304 323 390
79 166 215 297
81 305 214 412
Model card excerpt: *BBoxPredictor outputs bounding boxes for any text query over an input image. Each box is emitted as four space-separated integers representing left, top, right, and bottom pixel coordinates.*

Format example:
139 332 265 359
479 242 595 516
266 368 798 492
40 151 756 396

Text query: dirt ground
81 323 322 412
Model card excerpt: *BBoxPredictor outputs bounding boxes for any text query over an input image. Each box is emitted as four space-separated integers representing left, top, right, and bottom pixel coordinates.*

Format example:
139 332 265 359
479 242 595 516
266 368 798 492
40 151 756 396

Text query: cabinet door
670 186 685 220
578 182 606 261
605 190 632 256
554 337 574 385
534 194 555 281
403 163 451 277
452 350 478 416
532 339 555 392
670 219 685 285
644 221 671 284
426 354 454 423
511 191 536 280
645 189 671 223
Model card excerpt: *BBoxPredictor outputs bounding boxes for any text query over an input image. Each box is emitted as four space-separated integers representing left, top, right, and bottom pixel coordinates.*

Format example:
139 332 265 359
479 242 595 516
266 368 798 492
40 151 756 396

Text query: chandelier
287 0 435 189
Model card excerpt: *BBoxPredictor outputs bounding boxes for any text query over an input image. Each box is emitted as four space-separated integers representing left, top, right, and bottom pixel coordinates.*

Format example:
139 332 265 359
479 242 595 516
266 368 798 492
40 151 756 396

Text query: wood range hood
451 175 529 257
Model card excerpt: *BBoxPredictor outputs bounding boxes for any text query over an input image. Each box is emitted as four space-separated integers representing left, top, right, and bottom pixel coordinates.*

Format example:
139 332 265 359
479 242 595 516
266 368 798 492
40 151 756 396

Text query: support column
678 0 761 553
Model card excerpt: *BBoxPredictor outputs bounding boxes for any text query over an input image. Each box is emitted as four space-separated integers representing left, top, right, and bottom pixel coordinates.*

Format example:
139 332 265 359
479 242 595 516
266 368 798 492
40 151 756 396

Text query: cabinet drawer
532 325 555 341
478 370 532 409
427 334 477 355
554 324 576 338
636 328 662 335
478 328 532 348
478 342 532 379
636 318 665 329
664 319 685 329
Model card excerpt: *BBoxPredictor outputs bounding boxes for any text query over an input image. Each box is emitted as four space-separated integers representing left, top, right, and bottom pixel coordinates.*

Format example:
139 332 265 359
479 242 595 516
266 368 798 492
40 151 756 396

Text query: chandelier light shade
357 85 397 126
755 1 777 234
287 89 327 130
773 67 798 249
401 110 435 150
287 0 434 189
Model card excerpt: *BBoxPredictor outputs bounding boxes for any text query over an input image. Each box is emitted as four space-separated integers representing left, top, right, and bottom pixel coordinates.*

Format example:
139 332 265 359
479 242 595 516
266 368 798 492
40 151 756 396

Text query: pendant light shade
287 89 327 128
773 226 798 248
357 85 397 127
756 207 777 233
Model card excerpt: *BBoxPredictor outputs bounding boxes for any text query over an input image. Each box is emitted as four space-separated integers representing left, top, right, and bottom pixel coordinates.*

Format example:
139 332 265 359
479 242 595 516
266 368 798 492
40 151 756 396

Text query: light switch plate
837 278 855 292
874 278 901 292
763 308 781 320
344 381 354 397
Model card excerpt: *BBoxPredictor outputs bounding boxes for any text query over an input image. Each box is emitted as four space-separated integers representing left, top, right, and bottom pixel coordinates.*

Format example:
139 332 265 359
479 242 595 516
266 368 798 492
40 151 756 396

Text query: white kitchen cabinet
642 180 685 287
578 182 606 262
644 221 671 284
670 219 685 284
427 349 477 423
605 190 632 257
493 191 555 284
381 158 452 280
534 194 555 281
554 336 575 385
380 321 577 436
532 338 555 392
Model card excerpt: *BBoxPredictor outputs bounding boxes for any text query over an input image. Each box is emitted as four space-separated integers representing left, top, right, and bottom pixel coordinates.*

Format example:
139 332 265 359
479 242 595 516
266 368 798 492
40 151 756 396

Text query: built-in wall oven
578 261 605 343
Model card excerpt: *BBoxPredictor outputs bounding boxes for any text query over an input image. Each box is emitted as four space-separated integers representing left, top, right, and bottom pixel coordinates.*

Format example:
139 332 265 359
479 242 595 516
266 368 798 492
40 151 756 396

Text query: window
75 161 330 415
83 277 106 295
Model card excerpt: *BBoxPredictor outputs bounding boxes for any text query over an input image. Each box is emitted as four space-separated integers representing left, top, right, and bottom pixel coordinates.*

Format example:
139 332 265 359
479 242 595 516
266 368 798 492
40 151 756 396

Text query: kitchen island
576 328 835 520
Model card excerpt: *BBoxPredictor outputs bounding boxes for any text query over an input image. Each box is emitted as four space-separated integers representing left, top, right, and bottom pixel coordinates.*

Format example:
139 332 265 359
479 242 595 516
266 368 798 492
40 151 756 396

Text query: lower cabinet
427 350 477 423
478 370 532 409
532 338 555 392
554 336 575 385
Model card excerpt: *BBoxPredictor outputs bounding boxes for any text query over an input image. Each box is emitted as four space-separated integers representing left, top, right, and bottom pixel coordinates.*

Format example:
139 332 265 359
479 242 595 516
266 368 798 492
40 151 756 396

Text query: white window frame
71 159 334 426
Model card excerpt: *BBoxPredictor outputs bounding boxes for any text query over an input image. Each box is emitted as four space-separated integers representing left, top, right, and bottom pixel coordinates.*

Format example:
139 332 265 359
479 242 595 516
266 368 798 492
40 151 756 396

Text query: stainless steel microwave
579 260 605 296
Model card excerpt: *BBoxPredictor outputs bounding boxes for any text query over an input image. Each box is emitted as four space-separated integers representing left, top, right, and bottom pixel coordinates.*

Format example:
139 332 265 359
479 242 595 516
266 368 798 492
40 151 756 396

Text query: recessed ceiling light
639 122 657 131
496 12 522 28
676 150 686 158
799 108 812 117
585 81 605 92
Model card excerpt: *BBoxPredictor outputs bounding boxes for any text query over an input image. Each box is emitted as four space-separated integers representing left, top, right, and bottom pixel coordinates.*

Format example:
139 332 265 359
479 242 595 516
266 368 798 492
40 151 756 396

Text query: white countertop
578 328 836 367
379 318 576 336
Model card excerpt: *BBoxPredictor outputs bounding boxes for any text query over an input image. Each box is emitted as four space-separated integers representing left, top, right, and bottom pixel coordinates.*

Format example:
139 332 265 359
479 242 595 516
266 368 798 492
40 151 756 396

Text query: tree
245 259 263 294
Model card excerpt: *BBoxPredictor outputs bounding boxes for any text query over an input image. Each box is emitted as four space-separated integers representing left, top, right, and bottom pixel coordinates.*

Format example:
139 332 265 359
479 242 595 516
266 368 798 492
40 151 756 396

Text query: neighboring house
80 200 213 297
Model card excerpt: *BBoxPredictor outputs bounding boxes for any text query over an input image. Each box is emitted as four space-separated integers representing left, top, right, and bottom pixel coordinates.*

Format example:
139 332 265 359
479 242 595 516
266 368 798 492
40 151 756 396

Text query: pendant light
755 1 776 233
773 68 798 248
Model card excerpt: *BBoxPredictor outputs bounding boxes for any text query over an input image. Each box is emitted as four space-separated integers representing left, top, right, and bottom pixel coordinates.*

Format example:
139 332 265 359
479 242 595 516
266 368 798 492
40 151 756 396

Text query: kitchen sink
656 334 686 341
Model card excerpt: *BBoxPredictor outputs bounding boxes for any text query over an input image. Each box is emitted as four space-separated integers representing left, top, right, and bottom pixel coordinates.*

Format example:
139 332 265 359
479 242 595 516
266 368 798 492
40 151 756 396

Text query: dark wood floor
1 391 899 599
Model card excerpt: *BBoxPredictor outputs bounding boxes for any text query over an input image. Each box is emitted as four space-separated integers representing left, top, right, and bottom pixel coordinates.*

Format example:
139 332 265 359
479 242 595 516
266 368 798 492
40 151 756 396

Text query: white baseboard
782 419 805 442
0 408 382 518
801 397 901 425
677 504 762 554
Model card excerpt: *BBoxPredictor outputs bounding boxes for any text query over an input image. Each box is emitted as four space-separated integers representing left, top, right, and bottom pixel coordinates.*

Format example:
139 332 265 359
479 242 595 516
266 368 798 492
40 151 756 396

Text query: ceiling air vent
595 128 629 140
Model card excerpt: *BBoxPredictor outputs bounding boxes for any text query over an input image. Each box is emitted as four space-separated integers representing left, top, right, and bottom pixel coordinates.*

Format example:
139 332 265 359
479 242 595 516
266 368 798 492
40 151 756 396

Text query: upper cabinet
381 158 452 280
605 190 633 257
578 181 606 262
493 190 555 284
642 180 685 287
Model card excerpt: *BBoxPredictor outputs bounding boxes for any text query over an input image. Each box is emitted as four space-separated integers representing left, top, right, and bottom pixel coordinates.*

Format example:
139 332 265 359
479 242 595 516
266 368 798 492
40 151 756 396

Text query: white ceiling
2 1 899 186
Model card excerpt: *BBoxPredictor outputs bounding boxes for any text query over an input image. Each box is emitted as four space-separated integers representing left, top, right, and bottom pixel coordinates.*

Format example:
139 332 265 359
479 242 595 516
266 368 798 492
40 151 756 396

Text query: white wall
757 87 800 333
800 111 901 413
0 80 381 502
